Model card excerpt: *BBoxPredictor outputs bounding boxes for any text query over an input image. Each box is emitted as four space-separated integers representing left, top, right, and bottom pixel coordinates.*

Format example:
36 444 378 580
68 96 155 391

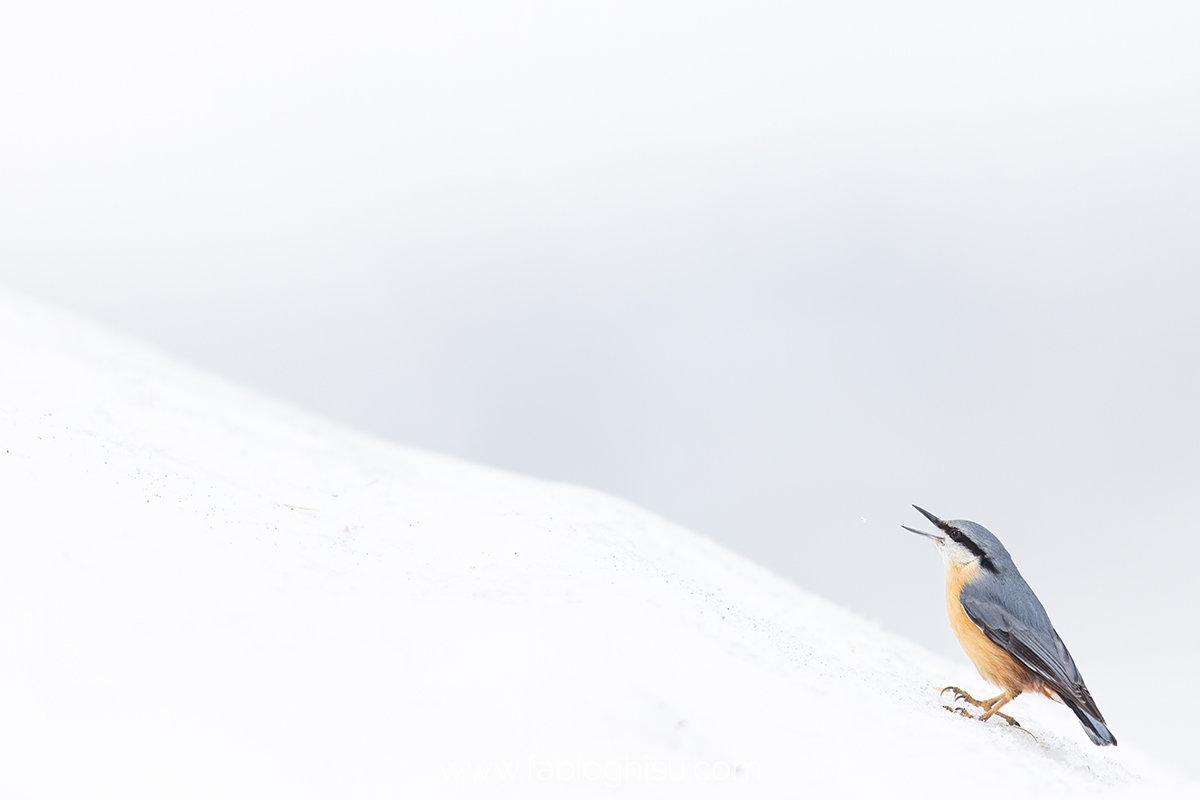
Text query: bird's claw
938 686 983 707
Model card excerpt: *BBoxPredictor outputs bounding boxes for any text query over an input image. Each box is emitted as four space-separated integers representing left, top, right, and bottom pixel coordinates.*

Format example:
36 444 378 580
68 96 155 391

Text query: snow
0 288 1192 799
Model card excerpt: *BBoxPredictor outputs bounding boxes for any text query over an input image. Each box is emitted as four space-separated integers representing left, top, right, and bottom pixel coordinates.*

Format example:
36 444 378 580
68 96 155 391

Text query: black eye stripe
943 525 998 573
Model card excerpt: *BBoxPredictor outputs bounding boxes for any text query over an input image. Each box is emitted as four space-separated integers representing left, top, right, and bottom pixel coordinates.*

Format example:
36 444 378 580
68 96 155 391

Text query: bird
902 505 1116 746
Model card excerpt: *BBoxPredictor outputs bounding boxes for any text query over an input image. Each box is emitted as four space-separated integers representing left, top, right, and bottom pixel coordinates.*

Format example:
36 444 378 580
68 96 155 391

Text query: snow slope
0 289 1191 798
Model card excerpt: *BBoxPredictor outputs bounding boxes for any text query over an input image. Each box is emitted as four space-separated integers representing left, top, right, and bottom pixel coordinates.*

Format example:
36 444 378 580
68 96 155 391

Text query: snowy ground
0 289 1192 798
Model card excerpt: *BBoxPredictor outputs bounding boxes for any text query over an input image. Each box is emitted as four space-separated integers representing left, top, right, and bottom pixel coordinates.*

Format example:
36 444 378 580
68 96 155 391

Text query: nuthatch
903 505 1116 746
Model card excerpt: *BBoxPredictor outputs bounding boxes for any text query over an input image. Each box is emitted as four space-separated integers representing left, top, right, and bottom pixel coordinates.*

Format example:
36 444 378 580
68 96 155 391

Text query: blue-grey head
902 505 1012 575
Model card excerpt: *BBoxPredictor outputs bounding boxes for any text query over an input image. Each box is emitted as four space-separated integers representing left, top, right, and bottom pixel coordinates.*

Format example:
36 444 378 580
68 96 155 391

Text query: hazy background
3 0 1198 776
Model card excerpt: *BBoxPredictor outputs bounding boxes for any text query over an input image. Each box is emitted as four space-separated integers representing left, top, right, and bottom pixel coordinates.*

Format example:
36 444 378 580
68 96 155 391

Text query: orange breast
944 561 1039 694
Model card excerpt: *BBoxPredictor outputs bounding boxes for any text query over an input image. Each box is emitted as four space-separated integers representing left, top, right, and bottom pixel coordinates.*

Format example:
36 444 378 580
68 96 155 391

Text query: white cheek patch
941 540 979 566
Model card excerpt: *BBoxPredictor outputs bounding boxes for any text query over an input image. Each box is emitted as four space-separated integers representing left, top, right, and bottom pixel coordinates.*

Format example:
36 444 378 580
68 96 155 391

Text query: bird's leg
978 690 1021 724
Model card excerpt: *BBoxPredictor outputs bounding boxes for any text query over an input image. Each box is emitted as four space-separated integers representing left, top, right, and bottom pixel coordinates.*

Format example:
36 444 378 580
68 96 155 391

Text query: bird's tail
1063 696 1117 746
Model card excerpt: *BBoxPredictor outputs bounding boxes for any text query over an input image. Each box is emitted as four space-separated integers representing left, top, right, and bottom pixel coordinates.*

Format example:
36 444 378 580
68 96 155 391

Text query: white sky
3 0 1199 776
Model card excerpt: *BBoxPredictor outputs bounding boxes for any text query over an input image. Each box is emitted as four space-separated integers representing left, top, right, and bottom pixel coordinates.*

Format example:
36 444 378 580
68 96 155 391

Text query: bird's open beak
901 525 945 543
903 505 945 543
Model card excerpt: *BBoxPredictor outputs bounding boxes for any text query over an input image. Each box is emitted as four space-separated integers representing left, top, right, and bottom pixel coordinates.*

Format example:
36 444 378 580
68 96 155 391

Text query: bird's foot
938 689 1038 741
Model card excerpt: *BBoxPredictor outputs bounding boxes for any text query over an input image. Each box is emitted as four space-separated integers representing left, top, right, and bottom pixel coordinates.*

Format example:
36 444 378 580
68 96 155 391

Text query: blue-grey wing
958 578 1104 721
